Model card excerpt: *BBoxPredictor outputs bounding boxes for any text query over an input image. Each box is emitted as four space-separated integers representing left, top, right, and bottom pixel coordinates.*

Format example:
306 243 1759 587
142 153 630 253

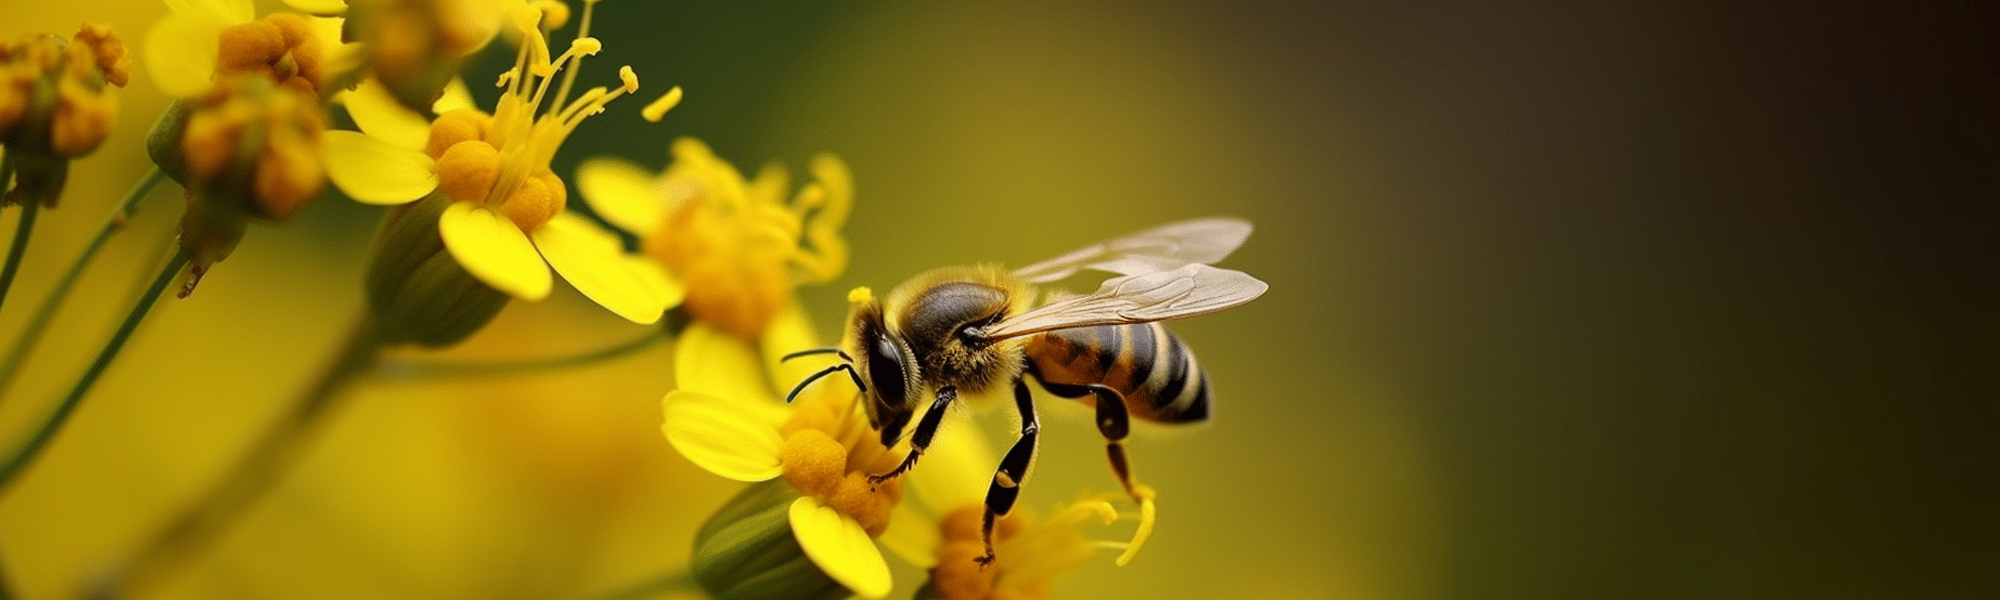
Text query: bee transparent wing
1011 217 1254 283
980 264 1268 340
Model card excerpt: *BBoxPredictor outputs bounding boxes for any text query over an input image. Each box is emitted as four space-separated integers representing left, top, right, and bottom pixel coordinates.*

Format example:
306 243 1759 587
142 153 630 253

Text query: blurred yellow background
2 1 1994 599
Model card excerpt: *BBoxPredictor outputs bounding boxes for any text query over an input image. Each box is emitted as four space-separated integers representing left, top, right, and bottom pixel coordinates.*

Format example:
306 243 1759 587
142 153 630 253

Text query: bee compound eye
867 335 910 412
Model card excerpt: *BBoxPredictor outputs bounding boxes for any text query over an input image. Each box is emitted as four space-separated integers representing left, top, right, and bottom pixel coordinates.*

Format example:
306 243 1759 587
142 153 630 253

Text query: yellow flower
322 1 681 324
143 0 349 99
916 499 1140 600
665 301 981 599
294 0 516 111
577 137 852 338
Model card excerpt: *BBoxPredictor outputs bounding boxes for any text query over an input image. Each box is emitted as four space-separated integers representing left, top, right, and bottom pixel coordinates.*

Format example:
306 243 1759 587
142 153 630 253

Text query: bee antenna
781 347 852 363
787 362 866 403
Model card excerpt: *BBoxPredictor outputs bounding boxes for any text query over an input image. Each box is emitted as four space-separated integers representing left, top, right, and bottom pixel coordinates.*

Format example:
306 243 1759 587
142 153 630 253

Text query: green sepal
692 479 852 600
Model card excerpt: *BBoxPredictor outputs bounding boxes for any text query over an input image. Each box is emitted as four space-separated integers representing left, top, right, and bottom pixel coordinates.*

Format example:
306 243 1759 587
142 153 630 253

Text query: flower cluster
0 2 1200 600
0 23 130 207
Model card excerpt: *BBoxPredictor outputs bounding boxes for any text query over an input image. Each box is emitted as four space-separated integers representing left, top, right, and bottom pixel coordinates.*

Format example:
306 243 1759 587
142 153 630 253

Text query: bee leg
869 386 957 488
1039 380 1145 502
976 377 1040 569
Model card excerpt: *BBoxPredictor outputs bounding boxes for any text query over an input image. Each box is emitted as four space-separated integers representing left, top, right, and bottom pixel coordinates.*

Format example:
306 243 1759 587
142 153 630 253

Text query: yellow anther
827 472 895 537
425 109 492 159
617 65 638 94
570 37 602 56
848 286 875 305
495 68 518 89
641 85 682 122
529 0 571 29
780 429 847 497
436 140 501 204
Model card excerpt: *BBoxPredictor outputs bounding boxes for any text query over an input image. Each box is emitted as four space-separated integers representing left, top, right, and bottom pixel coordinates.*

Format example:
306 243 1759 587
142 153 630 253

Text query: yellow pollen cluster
0 24 130 157
180 75 327 221
775 387 903 536
214 13 323 98
425 108 569 231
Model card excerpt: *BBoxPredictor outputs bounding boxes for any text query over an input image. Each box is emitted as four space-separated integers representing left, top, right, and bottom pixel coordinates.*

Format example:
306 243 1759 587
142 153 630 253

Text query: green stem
383 320 673 379
582 569 692 600
0 168 164 400
0 251 187 494
100 314 384 599
0 197 40 317
0 547 17 600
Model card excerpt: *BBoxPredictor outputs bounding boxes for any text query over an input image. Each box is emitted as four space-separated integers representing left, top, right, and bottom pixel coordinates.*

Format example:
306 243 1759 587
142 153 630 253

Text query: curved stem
99 314 383 599
0 168 165 400
581 568 691 600
382 322 672 379
0 199 40 316
0 251 187 494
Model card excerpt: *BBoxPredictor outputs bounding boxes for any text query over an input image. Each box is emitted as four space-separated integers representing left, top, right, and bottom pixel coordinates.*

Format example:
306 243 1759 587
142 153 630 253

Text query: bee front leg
869 385 957 488
976 377 1039 568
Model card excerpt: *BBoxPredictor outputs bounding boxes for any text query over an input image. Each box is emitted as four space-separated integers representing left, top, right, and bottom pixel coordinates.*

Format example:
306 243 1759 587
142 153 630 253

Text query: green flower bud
363 190 509 347
343 0 506 112
693 479 853 600
156 74 328 296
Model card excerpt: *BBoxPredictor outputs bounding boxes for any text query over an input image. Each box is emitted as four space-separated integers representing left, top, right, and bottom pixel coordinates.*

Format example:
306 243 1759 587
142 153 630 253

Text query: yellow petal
144 12 224 98
309 17 362 77
661 390 784 481
675 322 781 405
341 78 433 151
789 496 892 599
438 203 552 300
434 78 477 114
322 131 438 205
532 213 684 324
278 0 346 16
877 501 941 569
575 157 666 235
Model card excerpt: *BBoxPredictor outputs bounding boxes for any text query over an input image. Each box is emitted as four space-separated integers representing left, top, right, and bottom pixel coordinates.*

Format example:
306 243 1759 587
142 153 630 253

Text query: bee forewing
982 264 1268 340
1011 217 1255 283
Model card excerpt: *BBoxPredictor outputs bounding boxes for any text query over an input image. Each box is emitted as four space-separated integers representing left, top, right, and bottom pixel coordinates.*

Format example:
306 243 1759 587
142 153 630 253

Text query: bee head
846 290 920 447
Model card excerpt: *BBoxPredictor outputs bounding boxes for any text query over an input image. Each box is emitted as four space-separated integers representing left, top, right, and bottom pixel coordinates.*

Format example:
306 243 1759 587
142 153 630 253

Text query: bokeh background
2 0 1996 599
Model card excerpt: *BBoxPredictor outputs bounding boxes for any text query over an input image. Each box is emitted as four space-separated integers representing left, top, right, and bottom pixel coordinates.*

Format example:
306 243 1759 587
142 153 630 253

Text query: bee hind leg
976 377 1039 569
1037 379 1146 502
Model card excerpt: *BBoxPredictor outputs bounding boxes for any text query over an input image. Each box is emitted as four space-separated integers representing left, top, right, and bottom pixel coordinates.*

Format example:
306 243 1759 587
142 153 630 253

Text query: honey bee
783 217 1267 566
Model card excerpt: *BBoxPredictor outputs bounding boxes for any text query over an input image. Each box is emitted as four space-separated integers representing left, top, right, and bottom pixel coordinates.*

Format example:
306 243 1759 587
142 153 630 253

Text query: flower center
776 386 903 536
426 1 638 233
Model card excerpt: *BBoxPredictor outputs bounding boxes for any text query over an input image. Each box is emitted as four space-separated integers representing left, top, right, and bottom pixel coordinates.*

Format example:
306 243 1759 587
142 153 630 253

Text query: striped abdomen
1024 322 1212 423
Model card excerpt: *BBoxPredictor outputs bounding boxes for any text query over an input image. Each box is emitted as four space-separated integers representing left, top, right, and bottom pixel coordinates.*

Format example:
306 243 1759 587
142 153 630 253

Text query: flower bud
362 190 510 347
0 24 130 207
692 479 855 600
155 74 327 296
344 0 506 112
